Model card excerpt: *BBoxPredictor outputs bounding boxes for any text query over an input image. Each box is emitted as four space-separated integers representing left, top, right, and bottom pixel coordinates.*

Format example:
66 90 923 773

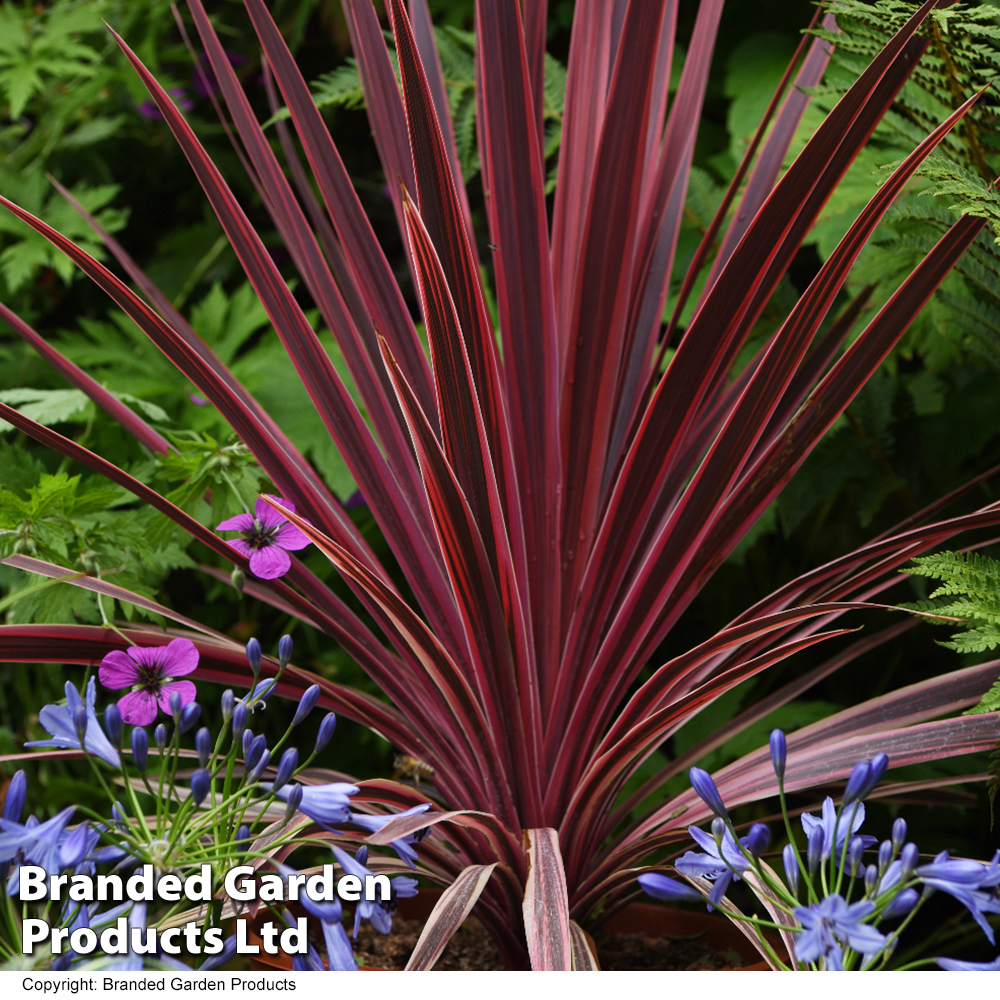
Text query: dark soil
352 915 753 970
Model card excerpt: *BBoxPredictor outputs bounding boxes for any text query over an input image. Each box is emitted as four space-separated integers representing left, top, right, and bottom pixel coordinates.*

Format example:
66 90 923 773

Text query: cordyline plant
1 0 1000 970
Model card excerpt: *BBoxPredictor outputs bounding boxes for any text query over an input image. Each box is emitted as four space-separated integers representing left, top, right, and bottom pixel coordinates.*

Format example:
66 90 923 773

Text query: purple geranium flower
26 678 121 768
217 496 311 580
98 637 198 726
793 895 887 970
137 88 192 120
801 797 877 864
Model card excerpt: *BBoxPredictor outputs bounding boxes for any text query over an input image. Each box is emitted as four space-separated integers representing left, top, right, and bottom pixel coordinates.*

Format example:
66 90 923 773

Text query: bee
393 753 435 786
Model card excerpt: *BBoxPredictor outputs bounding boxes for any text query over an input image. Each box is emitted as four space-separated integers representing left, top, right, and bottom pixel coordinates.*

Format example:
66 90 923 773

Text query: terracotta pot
248 890 779 970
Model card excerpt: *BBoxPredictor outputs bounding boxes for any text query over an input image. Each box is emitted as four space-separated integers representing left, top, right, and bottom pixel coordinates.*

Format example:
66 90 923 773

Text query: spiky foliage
2 0 1000 969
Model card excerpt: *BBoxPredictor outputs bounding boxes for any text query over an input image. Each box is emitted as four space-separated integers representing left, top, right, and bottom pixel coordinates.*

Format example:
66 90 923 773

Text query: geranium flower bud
314 712 337 753
104 704 123 746
769 729 786 780
246 638 262 677
179 702 201 734
278 634 294 668
154 723 167 749
131 727 148 773
220 689 235 723
273 747 299 792
690 768 730 822
783 843 800 896
292 685 320 726
190 768 211 806
891 817 906 852
196 727 212 768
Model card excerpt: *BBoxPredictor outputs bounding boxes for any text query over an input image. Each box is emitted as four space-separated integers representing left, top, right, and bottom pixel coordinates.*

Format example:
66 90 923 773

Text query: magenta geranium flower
98 637 199 725
216 496 311 580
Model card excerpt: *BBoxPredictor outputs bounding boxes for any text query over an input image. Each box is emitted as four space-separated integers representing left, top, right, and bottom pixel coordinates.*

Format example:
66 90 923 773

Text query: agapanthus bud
190 768 211 806
246 734 267 772
878 839 893 875
60 822 90 868
891 818 906 853
236 824 251 854
112 802 127 829
169 690 183 719
292 685 320 727
246 749 271 785
196 727 212 768
783 843 799 895
711 816 727 844
273 748 299 793
745 823 769 858
220 689 235 723
278 634 294 668
246 638 262 677
883 887 919 919
284 784 302 823
232 703 248 744
314 713 337 753
355 845 368 866
131 728 148 774
769 729 786 780
154 723 167 749
864 863 879 895
73 704 88 745
242 728 254 758
843 760 872 806
246 678 276 707
690 767 730 822
900 842 919 879
848 836 865 877
867 753 889 793
104 704 123 746
2 770 27 822
179 702 201 734
807 825 824 875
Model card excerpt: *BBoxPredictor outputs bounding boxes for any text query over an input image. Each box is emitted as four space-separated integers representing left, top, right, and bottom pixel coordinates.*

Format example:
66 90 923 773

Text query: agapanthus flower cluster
4 633 429 972
638 733 1000 971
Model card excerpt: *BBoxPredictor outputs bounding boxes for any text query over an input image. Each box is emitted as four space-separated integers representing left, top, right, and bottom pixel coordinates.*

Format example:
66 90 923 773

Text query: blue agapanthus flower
675 824 753 908
918 850 1000 946
265 781 359 828
793 895 887 970
26 678 121 769
937 953 1000 971
801 797 876 863
0 806 76 881
348 803 432 869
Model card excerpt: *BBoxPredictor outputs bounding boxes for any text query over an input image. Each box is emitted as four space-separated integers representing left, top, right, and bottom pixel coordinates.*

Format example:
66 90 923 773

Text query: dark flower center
241 521 278 551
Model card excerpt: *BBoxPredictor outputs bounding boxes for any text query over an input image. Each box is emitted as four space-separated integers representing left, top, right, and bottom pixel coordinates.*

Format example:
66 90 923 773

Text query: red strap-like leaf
523 828 572 970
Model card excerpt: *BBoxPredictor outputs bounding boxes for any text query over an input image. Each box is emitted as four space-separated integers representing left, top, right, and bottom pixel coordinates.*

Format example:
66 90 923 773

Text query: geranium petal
248 544 291 580
255 495 292 529
156 680 196 714
160 638 199 677
225 538 255 560
217 513 254 531
99 651 140 690
273 522 311 551
117 689 159 726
